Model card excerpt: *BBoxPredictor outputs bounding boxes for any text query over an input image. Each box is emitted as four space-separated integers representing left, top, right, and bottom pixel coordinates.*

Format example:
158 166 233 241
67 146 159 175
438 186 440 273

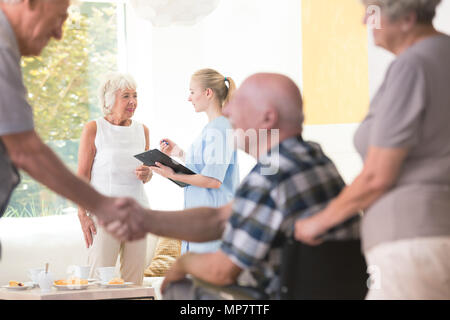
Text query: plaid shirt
220 136 360 298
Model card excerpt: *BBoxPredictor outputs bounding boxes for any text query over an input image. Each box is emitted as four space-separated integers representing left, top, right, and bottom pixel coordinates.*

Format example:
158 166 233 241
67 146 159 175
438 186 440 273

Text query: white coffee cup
28 268 45 283
37 271 54 293
95 267 115 282
67 265 90 279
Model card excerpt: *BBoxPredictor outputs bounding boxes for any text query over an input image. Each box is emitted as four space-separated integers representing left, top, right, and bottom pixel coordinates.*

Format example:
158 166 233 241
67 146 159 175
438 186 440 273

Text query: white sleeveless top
90 118 149 207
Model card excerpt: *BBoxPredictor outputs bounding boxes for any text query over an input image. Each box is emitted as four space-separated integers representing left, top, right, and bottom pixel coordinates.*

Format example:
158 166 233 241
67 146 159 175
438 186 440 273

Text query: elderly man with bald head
104 73 359 299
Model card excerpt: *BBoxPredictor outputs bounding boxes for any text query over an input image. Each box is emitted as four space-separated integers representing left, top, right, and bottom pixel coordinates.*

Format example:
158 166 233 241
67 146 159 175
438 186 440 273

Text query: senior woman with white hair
295 0 450 299
77 73 152 285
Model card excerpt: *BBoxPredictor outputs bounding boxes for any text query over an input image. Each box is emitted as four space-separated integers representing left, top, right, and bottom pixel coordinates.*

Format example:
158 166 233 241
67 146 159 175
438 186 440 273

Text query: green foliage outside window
4 3 119 217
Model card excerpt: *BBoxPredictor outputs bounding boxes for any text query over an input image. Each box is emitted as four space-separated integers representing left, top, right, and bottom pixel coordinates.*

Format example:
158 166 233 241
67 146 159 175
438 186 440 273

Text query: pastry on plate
9 281 25 287
108 277 124 285
68 277 88 285
54 279 68 286
54 278 88 286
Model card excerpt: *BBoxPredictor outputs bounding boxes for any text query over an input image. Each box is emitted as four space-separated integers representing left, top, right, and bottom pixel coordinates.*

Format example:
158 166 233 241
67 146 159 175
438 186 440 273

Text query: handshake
94 196 148 242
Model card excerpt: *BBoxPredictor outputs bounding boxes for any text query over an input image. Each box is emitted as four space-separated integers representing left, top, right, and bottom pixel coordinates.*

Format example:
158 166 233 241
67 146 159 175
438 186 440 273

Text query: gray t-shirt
354 34 450 251
0 9 34 216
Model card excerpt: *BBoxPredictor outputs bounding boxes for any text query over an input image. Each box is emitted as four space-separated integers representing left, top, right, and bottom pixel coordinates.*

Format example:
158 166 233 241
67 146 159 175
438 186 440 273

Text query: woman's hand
160 138 176 155
150 162 175 179
78 213 97 248
294 212 330 246
135 165 152 183
160 138 184 158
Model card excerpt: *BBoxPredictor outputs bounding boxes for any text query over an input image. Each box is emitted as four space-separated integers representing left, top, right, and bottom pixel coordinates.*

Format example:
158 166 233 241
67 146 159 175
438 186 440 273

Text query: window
4 2 122 217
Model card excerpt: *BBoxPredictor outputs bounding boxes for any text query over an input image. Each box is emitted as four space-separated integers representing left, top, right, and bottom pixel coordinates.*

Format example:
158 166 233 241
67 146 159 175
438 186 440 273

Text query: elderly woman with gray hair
77 73 152 285
295 0 450 299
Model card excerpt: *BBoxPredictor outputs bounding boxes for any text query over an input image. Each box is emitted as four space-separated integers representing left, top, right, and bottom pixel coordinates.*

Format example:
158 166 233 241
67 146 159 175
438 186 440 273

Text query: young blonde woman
152 69 240 254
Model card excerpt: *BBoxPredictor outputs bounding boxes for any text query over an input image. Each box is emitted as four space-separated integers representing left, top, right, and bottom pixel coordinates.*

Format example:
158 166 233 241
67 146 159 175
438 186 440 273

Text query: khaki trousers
87 218 146 285
365 236 450 300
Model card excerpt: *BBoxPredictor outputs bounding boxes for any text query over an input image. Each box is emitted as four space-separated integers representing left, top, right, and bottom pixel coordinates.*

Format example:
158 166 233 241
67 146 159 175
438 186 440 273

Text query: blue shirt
184 116 239 209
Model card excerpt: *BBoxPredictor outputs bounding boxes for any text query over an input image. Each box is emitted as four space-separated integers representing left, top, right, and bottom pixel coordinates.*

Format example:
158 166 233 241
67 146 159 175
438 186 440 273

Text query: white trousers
87 218 146 285
365 236 450 300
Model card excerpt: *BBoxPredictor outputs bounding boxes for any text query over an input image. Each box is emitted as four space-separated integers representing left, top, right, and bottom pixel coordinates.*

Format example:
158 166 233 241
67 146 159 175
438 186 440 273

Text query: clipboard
134 149 195 187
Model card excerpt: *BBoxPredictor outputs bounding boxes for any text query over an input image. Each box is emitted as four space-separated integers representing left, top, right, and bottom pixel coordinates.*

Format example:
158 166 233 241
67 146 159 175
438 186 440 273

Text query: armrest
192 277 269 300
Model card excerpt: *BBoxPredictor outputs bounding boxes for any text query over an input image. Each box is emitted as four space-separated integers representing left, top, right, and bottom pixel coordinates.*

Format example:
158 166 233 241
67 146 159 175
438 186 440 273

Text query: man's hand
98 197 149 242
160 259 187 294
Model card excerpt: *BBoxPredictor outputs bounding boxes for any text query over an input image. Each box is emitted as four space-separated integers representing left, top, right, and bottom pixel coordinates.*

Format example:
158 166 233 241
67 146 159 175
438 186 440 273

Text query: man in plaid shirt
220 135 360 298
104 73 359 299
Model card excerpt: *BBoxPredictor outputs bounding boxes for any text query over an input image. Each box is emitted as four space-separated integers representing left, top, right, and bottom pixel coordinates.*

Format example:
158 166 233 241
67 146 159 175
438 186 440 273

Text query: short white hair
98 73 137 115
362 0 441 23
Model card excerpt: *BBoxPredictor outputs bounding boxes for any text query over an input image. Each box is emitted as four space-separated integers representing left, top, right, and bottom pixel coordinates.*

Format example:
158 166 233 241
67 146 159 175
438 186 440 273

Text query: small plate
100 282 133 288
2 282 34 290
53 283 91 291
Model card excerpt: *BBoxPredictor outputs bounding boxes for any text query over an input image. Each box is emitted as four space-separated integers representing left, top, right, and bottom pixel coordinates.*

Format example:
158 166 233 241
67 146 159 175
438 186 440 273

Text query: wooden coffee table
0 284 155 300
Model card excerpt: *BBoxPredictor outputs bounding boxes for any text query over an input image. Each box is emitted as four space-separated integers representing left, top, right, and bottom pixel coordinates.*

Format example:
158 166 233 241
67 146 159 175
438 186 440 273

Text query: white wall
302 124 362 184
435 0 450 32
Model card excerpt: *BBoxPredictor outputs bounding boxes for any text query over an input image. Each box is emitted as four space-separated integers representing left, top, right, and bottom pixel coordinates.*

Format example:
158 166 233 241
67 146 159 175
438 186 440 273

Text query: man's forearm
143 204 231 242
178 252 238 286
25 144 106 213
3 131 106 213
